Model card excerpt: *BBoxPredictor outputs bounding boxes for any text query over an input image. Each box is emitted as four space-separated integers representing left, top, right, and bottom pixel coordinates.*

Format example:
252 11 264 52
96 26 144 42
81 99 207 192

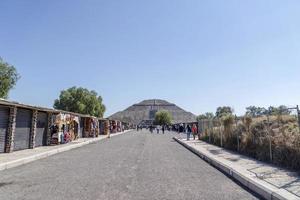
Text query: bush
221 114 234 144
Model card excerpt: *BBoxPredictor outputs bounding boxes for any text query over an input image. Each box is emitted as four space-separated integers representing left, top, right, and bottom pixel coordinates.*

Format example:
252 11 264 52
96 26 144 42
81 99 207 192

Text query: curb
173 137 300 200
0 130 132 171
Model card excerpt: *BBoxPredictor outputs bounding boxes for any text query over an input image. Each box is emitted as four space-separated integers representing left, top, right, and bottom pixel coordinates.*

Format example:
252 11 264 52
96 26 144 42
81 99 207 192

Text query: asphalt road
0 130 259 200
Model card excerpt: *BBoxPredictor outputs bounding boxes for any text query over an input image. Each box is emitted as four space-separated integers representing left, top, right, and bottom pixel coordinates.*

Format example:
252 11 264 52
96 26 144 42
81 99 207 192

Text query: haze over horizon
1 1 300 117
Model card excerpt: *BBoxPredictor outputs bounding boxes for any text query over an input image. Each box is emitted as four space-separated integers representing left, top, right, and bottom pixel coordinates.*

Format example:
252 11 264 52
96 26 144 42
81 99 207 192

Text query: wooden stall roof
0 98 104 120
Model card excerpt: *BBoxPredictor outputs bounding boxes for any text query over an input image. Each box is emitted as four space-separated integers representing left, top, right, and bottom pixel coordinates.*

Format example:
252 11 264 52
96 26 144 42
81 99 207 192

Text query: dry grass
200 115 300 170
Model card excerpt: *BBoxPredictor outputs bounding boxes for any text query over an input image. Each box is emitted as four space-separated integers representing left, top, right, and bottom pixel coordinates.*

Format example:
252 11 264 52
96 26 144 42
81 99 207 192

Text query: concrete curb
173 137 300 200
0 130 133 171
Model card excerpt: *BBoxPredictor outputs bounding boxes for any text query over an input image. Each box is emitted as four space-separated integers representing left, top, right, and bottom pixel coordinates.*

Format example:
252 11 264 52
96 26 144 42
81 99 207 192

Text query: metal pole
267 114 272 162
297 105 300 132
201 120 204 139
220 120 223 147
209 119 211 143
235 115 239 152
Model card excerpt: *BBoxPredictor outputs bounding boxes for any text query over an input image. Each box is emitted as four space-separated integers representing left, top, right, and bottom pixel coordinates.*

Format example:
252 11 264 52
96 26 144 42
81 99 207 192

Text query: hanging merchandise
117 121 122 132
83 117 99 138
104 120 110 135
110 120 117 133
50 113 80 145
50 114 61 145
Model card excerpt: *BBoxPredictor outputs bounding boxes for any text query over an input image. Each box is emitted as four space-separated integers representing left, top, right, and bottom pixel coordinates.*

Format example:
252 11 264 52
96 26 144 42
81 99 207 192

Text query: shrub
221 114 235 144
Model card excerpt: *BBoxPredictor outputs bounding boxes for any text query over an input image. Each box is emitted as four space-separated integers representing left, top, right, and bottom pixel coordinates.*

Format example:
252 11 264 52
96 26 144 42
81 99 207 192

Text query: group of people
149 125 168 134
136 123 200 140
177 123 199 140
136 125 170 134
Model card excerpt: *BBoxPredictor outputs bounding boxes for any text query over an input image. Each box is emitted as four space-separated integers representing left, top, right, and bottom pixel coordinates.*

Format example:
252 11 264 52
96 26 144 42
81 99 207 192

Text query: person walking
162 125 165 134
179 124 184 139
186 124 192 141
192 124 198 140
156 126 160 134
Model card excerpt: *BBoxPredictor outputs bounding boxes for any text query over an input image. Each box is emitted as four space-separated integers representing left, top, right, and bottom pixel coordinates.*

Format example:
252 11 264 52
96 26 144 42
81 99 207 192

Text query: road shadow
0 181 14 188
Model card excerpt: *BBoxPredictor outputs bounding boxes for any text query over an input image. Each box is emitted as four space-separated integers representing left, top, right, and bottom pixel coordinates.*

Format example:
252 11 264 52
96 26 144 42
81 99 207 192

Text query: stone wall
5 106 17 153
29 110 38 149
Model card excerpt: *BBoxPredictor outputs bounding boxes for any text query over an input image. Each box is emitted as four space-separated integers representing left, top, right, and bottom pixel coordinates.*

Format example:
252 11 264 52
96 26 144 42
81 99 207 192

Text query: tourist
179 124 184 138
192 124 198 140
180 124 185 133
149 125 151 133
186 124 192 141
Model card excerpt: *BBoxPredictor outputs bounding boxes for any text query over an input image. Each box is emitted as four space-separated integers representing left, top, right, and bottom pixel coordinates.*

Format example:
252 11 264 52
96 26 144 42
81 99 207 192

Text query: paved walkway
0 130 258 200
174 137 300 200
0 131 129 171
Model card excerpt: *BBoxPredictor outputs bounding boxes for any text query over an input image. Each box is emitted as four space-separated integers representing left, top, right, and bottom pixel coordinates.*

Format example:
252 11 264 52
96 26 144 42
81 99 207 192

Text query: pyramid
109 99 196 125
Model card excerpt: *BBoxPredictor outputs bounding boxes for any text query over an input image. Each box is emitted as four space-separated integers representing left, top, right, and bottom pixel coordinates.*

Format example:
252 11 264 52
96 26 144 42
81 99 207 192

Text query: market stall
50 113 80 145
122 122 129 131
110 120 117 134
35 111 48 147
116 121 122 132
82 117 99 138
99 119 106 135
104 120 110 135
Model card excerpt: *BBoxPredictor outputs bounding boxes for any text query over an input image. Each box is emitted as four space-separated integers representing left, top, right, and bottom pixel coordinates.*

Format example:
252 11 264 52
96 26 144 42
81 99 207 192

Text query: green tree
215 106 234 118
268 105 291 115
154 110 172 125
278 105 291 115
196 112 214 121
54 87 106 118
0 58 20 99
246 106 267 117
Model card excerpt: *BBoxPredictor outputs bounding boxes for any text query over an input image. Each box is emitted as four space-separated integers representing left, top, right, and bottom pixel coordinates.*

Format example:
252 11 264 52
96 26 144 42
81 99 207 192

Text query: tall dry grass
200 115 300 170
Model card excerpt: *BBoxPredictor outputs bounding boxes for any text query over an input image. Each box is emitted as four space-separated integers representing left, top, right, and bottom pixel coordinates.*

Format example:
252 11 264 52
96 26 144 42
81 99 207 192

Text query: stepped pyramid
109 99 196 125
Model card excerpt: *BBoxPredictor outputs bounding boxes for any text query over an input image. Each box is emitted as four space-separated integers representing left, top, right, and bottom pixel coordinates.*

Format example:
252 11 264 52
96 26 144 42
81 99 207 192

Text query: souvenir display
50 113 80 145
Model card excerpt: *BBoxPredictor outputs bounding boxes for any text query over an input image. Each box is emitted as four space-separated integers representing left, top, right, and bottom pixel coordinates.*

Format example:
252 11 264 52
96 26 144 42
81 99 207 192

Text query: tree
246 106 267 117
54 87 106 118
154 110 172 125
215 106 234 118
0 57 20 99
197 112 214 121
268 105 291 115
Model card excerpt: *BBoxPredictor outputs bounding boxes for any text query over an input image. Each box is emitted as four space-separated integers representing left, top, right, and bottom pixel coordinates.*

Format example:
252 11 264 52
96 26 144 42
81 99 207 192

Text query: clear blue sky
1 0 300 117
